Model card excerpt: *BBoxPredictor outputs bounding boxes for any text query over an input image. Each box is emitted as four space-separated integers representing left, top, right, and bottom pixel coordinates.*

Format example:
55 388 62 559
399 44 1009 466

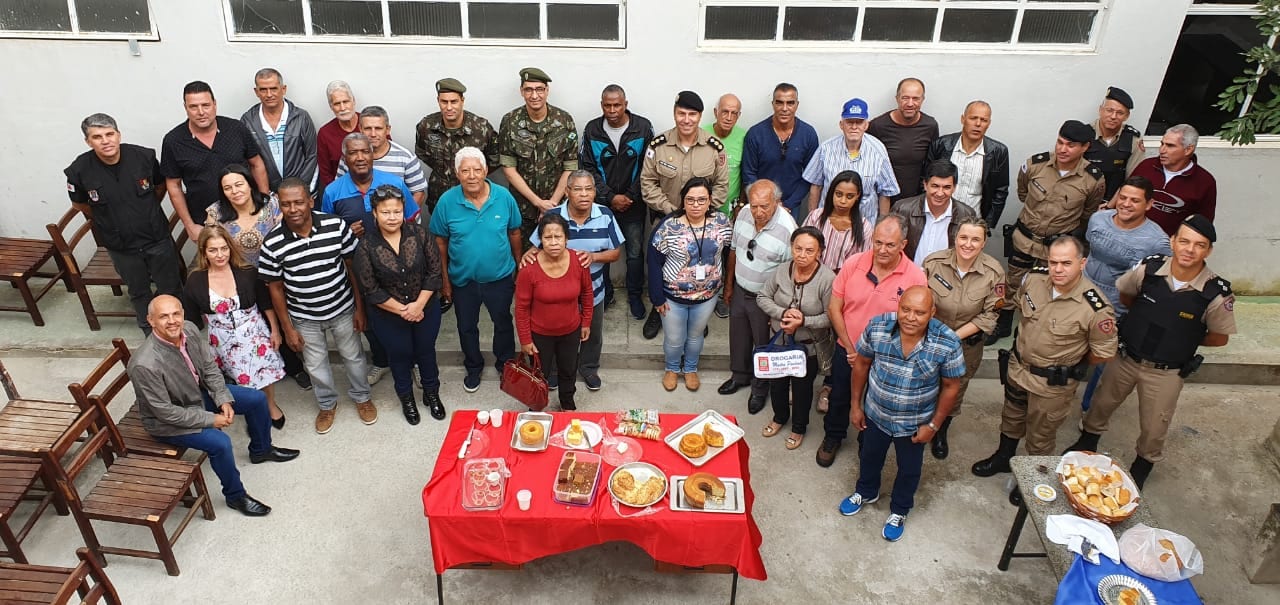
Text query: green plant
1216 0 1280 144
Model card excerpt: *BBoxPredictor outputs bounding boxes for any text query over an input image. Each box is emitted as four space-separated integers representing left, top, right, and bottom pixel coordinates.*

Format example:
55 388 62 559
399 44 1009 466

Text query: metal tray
607 462 668 507
510 412 553 452
1097 574 1156 605
663 410 744 466
669 475 746 514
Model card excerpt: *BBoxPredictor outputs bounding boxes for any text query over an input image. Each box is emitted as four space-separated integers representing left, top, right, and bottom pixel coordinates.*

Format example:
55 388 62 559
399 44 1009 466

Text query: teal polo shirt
429 181 521 287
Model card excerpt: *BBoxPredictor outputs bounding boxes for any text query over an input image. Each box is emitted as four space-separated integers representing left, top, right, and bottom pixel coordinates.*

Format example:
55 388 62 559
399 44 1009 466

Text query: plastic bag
1118 523 1204 582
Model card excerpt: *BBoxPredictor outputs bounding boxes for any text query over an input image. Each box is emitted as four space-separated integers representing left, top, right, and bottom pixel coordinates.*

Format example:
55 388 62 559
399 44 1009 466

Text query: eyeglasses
521 86 548 96
746 237 759 262
779 137 789 160
684 196 711 206
373 184 404 199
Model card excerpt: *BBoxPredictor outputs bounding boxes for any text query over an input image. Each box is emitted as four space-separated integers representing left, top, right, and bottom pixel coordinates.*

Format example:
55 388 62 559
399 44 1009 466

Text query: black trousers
770 355 820 434
106 240 182 332
532 330 580 407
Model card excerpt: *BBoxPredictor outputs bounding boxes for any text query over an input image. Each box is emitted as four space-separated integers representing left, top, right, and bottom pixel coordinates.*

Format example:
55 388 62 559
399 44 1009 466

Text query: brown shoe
816 385 831 414
662 371 678 391
355 401 378 425
684 372 700 391
315 409 336 434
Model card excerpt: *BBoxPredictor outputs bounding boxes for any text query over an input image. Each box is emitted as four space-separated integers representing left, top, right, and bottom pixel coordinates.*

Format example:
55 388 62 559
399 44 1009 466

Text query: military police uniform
415 79 499 212
640 126 729 215
1084 87 1146 201
497 69 579 243
1077 251 1235 480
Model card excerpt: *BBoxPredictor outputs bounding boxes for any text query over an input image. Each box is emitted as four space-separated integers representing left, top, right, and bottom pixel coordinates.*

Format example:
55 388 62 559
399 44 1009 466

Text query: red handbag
501 354 549 411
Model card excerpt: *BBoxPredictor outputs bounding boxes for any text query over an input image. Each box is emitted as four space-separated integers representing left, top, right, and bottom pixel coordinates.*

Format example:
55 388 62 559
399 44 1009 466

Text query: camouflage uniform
414 110 499 211
498 104 579 242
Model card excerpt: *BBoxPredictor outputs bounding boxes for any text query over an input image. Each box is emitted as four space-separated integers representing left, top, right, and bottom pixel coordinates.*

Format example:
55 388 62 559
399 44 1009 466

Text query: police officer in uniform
498 67 579 245
921 217 1005 459
1065 215 1234 488
987 120 1105 345
415 78 500 213
972 235 1117 481
1085 87 1146 202
64 113 182 334
640 91 729 216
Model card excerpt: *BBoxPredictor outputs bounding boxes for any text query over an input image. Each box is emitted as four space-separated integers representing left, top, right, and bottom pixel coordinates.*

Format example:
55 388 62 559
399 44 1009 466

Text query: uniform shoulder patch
1141 254 1167 265
1083 288 1109 311
1030 265 1049 275
707 136 724 152
1031 152 1051 165
649 134 667 148
1085 163 1103 179
1123 124 1142 136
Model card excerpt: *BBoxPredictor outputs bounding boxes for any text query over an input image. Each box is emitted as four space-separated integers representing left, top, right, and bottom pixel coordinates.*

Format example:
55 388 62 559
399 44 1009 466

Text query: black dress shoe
227 494 271 516
249 446 301 464
398 392 421 426
930 433 948 460
424 391 447 421
642 308 662 340
718 378 749 395
271 414 287 430
747 391 767 415
1008 487 1023 507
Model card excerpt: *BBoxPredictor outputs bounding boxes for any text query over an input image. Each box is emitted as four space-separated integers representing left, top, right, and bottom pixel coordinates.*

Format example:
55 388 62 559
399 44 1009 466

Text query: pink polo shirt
833 250 927 341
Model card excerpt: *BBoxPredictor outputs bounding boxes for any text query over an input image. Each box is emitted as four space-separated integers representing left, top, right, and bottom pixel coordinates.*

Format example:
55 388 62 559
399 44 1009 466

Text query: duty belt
1121 346 1181 371
1011 346 1083 380
1014 220 1066 247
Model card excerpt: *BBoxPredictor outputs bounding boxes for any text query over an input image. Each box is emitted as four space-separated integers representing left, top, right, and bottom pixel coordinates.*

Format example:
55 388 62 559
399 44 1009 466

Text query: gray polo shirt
731 207 797 294
128 322 231 437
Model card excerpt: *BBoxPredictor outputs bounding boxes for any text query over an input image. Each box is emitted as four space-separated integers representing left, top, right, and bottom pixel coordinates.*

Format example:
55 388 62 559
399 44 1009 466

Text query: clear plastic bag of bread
1119 523 1204 582
1056 452 1141 521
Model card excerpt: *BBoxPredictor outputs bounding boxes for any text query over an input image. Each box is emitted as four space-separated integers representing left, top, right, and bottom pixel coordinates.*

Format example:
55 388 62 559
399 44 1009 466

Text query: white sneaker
367 365 390 385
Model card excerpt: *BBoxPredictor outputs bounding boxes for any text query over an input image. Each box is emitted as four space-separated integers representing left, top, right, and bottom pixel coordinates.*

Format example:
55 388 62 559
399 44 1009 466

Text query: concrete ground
1 286 1279 603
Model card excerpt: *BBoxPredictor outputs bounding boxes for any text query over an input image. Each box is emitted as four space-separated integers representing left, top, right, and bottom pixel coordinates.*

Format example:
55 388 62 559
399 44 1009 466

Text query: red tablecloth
421 410 767 581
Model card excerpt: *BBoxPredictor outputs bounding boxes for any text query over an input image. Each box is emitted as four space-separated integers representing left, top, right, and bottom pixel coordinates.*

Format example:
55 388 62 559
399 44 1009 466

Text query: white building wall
1 0 1276 291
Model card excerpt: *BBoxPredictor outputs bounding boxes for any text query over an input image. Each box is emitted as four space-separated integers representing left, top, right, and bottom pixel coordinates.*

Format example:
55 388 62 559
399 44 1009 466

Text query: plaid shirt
856 314 966 437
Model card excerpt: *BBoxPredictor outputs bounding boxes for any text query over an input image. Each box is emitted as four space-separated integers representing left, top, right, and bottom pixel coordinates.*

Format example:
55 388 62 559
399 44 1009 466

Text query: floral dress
206 291 285 389
205 196 282 265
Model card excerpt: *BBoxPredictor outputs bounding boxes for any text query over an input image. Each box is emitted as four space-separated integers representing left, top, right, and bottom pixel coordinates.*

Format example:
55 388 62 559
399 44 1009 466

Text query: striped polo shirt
730 206 796 294
257 211 359 321
337 140 428 194
856 314 966 437
531 202 625 306
801 133 900 223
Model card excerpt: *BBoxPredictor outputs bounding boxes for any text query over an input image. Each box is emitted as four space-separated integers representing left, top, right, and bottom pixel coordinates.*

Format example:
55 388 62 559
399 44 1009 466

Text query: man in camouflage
414 77 499 212
498 67 579 245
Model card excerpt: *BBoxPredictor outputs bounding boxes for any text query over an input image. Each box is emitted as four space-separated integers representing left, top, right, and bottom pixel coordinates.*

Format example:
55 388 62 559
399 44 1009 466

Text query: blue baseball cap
841 98 869 121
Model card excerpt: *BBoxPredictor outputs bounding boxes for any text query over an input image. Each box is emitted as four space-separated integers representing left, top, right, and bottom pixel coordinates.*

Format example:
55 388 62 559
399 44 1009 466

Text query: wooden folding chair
0 547 122 604
0 357 73 563
45 208 132 331
0 234 69 327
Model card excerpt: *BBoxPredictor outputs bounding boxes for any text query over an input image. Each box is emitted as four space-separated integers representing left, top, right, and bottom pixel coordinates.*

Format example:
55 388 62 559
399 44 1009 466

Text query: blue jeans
620 218 647 299
368 299 442 394
1080 363 1105 411
660 297 717 373
292 310 371 410
854 421 927 516
155 384 273 502
452 274 516 376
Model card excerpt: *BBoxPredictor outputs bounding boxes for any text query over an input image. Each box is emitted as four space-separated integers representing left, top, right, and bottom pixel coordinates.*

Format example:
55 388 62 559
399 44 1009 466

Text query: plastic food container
553 450 601 506
461 458 508 511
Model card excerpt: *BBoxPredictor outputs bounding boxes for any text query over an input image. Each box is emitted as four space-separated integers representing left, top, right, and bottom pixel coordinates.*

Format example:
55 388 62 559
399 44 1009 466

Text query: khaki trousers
1083 354 1184 462
1000 374 1076 455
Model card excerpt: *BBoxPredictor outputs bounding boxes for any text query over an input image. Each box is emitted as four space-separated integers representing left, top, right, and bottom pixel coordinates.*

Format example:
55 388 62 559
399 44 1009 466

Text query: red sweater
317 118 356 193
1130 156 1217 235
515 259 594 344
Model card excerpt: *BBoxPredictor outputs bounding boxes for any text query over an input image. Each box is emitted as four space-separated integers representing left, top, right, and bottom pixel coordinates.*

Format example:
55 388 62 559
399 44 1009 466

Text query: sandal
785 433 804 450
761 422 783 438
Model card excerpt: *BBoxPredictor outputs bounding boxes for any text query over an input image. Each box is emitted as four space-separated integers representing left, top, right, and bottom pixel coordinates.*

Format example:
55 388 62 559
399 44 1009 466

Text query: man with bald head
704 94 747 214
128 295 300 517
838 285 964 542
869 78 939 201
923 100 1010 228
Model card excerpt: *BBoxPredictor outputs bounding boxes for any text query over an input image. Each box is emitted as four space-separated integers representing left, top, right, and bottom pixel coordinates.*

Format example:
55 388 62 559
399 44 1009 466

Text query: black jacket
579 111 654 222
924 133 1010 228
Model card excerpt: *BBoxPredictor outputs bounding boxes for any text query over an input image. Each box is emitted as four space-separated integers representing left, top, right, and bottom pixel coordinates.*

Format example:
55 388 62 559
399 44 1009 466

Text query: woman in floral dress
183 224 288 428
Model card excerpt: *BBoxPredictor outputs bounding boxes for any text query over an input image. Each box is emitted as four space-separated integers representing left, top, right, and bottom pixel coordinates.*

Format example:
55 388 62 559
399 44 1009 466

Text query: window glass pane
0 1 71 31
311 0 383 36
783 6 858 41
389 1 462 37
1018 10 1095 44
229 0 304 35
76 0 151 33
862 8 936 42
705 5 777 41
1148 15 1268 135
547 3 617 40
469 2 539 39
940 9 1015 43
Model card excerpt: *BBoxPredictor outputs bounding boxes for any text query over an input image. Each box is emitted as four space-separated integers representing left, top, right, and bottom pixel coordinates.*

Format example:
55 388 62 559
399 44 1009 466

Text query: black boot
985 309 1014 346
1130 456 1155 489
424 391 447 421
1063 430 1101 455
398 392 421 425
972 434 1019 477
930 417 953 460
642 307 662 340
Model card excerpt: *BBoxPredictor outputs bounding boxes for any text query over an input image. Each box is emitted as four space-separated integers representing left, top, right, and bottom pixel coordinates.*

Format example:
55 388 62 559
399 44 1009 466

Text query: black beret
1105 87 1134 110
1059 120 1095 144
1181 214 1217 243
674 90 704 112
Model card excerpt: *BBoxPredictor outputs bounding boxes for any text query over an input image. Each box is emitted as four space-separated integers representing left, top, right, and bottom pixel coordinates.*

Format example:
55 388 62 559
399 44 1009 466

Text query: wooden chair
0 233 70 327
0 547 122 604
54 398 215 576
0 455 64 564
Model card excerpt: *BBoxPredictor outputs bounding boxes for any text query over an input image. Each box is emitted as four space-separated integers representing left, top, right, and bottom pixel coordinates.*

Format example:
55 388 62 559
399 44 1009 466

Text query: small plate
608 462 667 507
1033 483 1057 502
600 436 642 466
1097 574 1157 605
562 421 603 449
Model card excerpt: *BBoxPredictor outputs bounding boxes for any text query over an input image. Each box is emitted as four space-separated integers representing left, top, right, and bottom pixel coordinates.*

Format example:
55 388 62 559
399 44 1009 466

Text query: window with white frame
700 0 1106 49
224 0 625 47
0 0 157 39
1148 1 1278 137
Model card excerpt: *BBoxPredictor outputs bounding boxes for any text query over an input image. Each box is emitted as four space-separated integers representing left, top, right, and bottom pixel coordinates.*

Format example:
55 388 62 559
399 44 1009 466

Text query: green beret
436 78 466 95
519 67 551 84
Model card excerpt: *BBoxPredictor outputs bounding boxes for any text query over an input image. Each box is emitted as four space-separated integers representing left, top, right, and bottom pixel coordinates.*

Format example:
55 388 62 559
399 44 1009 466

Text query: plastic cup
490 409 503 428
477 410 490 425
516 489 532 511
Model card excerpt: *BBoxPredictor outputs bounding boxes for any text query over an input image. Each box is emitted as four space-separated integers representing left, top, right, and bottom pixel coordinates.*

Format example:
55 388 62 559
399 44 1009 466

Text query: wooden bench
0 235 70 326
0 547 121 604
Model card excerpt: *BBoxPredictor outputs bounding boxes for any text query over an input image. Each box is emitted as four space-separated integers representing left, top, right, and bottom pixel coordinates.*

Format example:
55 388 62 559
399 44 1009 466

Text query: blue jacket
579 111 654 222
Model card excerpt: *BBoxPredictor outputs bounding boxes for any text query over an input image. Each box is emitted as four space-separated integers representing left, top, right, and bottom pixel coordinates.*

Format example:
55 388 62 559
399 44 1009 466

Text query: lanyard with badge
691 220 709 281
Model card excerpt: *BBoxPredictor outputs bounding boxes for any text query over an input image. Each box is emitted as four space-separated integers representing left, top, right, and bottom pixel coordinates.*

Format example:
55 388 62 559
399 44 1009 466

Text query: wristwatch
927 421 939 432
